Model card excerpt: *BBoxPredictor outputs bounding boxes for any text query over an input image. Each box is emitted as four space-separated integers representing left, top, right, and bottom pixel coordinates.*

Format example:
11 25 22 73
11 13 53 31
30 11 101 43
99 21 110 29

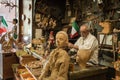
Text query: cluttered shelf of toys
12 49 44 80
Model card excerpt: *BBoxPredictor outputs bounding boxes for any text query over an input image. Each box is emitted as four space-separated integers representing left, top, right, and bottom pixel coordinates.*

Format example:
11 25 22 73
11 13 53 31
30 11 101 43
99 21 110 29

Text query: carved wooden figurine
99 21 112 34
39 31 70 80
76 49 92 70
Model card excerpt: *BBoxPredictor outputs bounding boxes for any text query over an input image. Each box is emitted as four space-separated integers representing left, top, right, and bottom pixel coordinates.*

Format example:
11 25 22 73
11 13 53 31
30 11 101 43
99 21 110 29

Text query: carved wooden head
56 31 68 48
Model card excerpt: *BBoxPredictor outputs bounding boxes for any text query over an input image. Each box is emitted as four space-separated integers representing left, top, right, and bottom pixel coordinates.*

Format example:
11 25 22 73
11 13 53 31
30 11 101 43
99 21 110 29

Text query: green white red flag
1 16 8 28
0 16 8 34
70 21 79 38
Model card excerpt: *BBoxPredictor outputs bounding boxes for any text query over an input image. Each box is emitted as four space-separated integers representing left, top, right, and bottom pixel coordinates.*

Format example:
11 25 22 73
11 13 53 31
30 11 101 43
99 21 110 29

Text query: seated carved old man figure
39 31 70 80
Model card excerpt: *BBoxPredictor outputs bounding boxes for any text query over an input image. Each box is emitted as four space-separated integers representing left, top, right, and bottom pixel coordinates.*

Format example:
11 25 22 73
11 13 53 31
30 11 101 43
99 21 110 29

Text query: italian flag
0 16 8 34
70 21 79 38
1 16 8 28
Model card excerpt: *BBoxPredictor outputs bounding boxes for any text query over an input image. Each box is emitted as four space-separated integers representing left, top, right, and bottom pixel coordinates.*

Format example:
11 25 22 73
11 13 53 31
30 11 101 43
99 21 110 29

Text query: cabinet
0 52 19 80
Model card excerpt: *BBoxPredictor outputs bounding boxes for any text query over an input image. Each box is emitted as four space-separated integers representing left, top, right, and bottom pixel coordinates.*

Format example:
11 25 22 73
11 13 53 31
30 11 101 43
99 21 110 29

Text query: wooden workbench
69 65 108 80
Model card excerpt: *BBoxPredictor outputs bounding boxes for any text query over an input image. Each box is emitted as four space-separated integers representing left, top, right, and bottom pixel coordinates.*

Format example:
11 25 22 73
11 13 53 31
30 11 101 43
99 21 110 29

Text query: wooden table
69 65 108 80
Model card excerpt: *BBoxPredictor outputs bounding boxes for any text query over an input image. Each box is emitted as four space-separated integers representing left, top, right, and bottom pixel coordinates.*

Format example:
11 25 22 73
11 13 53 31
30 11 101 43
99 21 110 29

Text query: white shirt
74 33 99 65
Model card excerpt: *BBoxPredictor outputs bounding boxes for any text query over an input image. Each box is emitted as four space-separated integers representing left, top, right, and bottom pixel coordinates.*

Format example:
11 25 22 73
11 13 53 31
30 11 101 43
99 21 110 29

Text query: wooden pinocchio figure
47 31 55 50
